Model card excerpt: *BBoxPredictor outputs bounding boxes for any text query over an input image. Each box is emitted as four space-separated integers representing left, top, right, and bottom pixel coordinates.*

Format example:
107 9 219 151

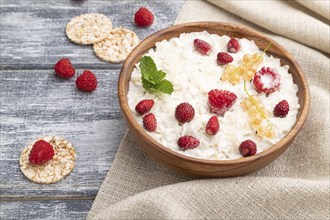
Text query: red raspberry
227 38 240 53
29 140 55 165
54 58 75 79
76 70 97 92
273 100 289 118
177 136 200 150
193 39 212 55
253 67 281 94
217 52 233 65
205 116 220 135
143 113 157 132
239 139 257 157
134 7 154 27
175 103 195 124
135 99 154 115
208 89 237 115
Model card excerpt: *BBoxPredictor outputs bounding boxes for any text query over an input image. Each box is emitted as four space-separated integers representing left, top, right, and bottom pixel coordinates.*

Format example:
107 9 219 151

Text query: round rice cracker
19 136 76 184
66 13 113 45
93 28 140 63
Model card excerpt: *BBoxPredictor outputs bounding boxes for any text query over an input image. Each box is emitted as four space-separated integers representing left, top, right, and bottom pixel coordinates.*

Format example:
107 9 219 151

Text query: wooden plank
0 200 93 219
0 0 184 70
0 69 126 200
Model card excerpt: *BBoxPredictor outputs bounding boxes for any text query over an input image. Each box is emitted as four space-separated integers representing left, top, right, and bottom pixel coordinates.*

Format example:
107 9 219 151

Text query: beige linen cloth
88 1 330 219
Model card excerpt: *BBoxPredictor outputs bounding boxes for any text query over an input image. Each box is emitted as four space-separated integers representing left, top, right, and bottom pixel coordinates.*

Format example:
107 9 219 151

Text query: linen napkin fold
206 0 330 54
88 1 329 219
296 0 330 20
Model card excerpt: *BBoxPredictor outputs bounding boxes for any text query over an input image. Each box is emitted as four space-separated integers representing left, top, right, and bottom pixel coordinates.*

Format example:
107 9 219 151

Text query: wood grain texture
0 200 93 219
0 0 184 70
0 70 126 200
0 0 184 219
118 22 310 177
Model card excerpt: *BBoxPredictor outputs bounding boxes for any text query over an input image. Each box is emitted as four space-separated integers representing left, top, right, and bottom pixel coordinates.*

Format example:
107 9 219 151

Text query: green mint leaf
155 79 174 94
142 78 154 91
139 56 174 95
140 56 157 84
139 56 165 84
153 70 166 84
140 56 157 75
142 73 155 85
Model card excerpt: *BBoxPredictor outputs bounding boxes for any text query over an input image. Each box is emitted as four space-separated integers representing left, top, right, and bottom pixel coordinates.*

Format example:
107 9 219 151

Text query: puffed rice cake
19 136 76 184
93 27 140 63
66 13 113 45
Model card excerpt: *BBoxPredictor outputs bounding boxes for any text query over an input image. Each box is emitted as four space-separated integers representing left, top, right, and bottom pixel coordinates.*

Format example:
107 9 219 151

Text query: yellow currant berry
248 105 258 116
252 53 260 60
258 103 264 109
231 76 240 85
250 95 258 103
265 129 275 138
259 109 268 119
243 54 252 63
249 116 263 127
225 65 235 73
245 70 255 81
241 99 251 111
237 65 246 76
256 126 267 137
253 53 263 64
221 73 230 81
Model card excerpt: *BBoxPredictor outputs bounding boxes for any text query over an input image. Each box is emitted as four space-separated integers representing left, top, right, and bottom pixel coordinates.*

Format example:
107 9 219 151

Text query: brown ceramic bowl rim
118 22 310 166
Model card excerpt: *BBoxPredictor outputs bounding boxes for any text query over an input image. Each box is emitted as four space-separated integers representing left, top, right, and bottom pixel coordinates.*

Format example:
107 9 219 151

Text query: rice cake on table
66 13 113 45
19 136 76 184
93 28 140 63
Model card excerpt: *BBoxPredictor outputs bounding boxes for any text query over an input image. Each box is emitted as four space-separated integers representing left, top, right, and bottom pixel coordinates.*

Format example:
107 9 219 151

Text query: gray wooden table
0 1 183 218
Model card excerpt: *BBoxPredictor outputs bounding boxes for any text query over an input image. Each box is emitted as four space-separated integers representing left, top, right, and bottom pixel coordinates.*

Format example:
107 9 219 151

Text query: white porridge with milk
127 31 300 160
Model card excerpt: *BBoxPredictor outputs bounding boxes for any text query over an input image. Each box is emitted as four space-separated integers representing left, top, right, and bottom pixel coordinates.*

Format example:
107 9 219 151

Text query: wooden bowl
118 22 310 177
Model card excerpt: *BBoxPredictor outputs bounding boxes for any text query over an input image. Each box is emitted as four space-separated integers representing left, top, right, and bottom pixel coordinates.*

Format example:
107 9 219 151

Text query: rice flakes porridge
128 31 300 160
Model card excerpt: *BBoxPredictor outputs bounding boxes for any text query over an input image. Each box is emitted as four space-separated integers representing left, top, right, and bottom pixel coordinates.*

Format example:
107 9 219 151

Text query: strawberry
134 7 154 27
143 113 157 132
175 103 195 124
239 139 257 157
227 38 240 53
217 52 233 65
208 89 237 115
76 70 97 92
29 140 54 165
253 67 281 94
205 116 219 135
177 136 200 150
135 99 154 115
193 39 212 55
54 58 75 79
273 100 289 118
